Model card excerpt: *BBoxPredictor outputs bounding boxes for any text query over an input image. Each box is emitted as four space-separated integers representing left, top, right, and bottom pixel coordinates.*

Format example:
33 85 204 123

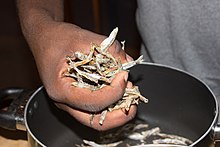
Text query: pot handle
0 87 31 131
213 123 220 141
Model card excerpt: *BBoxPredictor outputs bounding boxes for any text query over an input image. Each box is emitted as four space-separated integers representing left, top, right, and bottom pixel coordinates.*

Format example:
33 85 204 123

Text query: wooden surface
0 128 28 147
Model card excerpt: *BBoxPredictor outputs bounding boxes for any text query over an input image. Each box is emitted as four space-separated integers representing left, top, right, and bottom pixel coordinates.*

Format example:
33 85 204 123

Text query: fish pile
65 27 148 125
79 121 193 147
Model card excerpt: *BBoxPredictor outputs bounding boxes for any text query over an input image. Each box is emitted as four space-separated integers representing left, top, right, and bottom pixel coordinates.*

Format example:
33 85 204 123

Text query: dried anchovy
132 123 149 131
152 138 188 145
65 27 148 125
128 127 161 142
156 133 193 145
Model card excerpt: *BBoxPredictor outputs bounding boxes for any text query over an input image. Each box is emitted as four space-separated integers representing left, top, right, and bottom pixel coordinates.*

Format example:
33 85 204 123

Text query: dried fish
128 127 160 142
152 138 188 145
100 27 119 52
132 123 149 131
74 51 88 61
122 55 144 70
141 127 161 137
82 140 123 147
156 133 193 145
127 132 146 141
99 110 108 125
121 40 126 50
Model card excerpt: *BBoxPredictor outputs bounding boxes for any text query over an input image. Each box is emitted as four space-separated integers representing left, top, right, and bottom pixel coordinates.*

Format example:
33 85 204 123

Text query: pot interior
25 63 217 147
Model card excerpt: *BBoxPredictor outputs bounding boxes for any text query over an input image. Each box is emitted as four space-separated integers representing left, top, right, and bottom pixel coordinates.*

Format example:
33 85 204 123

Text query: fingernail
124 72 128 81
121 108 129 115
126 54 134 62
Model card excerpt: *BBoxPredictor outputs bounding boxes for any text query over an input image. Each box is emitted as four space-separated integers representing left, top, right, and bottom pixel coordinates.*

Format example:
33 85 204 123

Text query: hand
27 21 137 131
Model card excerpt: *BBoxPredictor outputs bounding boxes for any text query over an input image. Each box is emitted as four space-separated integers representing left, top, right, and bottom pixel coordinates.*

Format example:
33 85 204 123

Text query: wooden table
0 128 28 147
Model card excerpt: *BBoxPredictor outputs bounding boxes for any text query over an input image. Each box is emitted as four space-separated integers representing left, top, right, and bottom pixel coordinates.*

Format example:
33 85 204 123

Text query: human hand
27 21 137 131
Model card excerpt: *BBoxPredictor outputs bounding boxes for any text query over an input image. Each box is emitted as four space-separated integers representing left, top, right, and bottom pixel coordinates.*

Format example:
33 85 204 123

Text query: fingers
55 103 137 131
126 81 133 88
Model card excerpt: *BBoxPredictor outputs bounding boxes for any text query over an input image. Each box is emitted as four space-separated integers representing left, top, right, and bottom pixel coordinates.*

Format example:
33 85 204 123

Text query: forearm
16 0 65 51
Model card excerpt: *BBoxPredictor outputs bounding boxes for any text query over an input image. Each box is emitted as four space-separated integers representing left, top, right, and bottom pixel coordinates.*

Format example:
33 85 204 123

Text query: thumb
98 70 128 107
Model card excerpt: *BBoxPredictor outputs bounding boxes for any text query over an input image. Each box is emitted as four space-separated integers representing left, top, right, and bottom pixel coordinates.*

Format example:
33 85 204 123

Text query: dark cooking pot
0 63 219 147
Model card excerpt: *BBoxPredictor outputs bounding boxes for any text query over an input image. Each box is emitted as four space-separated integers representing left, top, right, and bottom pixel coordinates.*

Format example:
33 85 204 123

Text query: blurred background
0 0 141 89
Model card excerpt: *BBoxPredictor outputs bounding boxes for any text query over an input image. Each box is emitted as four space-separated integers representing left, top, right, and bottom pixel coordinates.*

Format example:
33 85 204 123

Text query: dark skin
17 0 137 131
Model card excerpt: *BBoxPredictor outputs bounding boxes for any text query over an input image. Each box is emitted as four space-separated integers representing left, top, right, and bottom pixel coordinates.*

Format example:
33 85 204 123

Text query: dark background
0 0 141 89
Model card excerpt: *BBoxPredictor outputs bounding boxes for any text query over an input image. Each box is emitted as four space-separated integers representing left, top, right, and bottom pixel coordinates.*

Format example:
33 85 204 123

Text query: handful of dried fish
65 27 148 125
